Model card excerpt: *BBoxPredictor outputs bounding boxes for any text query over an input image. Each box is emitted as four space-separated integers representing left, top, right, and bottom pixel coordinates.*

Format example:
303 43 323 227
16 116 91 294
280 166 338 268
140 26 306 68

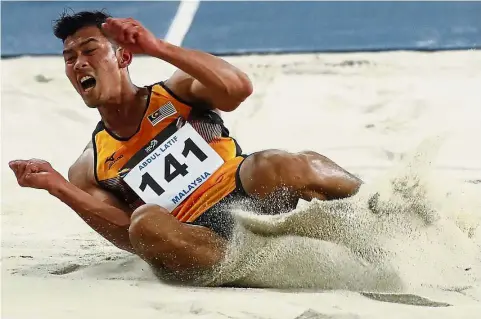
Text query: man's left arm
157 44 253 112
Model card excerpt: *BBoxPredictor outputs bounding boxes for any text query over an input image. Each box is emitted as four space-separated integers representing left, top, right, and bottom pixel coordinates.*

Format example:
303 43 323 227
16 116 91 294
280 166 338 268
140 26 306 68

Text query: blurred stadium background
2 0 480 57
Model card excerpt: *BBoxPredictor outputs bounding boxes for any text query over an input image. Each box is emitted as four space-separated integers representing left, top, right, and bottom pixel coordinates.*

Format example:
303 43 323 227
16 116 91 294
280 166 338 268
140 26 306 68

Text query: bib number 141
122 123 224 212
139 138 207 195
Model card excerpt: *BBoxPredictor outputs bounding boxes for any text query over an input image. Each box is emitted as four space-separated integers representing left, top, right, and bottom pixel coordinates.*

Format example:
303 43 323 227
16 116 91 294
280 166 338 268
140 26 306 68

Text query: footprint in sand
49 264 84 275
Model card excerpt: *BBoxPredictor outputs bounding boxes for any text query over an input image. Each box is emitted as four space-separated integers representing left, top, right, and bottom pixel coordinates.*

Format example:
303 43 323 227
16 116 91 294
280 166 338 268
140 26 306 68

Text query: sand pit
2 50 481 318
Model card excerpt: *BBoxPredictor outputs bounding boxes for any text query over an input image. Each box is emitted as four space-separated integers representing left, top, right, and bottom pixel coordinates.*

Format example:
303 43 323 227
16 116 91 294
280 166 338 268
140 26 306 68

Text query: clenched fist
9 159 67 191
101 17 164 56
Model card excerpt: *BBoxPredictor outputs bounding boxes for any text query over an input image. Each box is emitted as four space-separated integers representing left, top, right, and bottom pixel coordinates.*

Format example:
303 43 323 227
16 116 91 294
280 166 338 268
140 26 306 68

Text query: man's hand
101 17 162 56
10 156 133 251
9 159 67 192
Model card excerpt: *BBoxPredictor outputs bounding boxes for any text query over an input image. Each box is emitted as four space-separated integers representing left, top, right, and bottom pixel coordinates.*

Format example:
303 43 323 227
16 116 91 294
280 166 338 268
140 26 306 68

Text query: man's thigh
238 149 362 202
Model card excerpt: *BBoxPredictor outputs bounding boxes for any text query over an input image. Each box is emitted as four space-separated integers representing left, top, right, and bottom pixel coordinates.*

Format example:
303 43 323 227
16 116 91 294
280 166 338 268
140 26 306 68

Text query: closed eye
64 56 76 64
84 48 97 55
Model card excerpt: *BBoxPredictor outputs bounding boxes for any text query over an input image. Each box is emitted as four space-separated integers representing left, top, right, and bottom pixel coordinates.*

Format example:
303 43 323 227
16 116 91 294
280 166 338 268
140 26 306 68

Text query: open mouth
79 75 96 92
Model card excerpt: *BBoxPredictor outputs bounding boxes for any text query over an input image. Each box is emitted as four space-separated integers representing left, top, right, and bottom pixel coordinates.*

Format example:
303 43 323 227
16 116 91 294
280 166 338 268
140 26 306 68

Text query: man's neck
98 83 150 139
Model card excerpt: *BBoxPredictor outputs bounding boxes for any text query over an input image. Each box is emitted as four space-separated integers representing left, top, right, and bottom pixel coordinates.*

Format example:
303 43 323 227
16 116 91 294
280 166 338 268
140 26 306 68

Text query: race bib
122 123 224 212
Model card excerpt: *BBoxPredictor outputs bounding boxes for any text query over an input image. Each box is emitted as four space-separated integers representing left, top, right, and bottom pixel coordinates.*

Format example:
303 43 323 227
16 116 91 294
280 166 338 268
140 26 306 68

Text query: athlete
9 11 362 282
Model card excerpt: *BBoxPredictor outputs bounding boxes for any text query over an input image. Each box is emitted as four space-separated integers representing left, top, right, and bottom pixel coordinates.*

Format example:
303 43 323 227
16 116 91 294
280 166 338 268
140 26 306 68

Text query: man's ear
116 47 133 69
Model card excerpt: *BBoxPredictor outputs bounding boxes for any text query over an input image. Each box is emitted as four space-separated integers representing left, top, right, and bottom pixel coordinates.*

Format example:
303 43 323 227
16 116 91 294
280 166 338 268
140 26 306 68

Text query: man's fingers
9 160 19 171
9 160 27 179
9 160 22 170
102 18 127 35
101 19 120 41
9 159 53 189
26 163 39 174
17 164 40 187
102 21 126 43
102 18 142 45
10 160 39 180
9 161 21 178
118 22 138 44
123 28 138 44
101 22 115 40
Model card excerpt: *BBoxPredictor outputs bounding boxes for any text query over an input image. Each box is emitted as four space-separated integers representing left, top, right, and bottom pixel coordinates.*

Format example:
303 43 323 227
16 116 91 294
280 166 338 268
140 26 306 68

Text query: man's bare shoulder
68 141 96 190
67 141 133 211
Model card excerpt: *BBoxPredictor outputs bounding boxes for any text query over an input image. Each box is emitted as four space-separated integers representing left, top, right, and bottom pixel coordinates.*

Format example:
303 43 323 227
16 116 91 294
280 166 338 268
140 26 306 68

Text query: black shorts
190 154 257 239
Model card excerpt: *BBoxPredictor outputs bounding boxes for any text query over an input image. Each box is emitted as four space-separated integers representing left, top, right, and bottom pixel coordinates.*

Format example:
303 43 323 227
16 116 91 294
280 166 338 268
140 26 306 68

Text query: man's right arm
50 144 135 253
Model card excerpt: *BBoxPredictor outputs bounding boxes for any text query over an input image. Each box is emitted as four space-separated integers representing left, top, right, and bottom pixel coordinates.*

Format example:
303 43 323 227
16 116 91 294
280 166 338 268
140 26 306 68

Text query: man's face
63 26 123 108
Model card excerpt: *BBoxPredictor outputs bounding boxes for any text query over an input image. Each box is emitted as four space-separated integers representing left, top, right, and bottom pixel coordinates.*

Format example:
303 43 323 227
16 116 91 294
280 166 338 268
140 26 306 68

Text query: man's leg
128 204 227 281
127 150 361 280
238 149 362 208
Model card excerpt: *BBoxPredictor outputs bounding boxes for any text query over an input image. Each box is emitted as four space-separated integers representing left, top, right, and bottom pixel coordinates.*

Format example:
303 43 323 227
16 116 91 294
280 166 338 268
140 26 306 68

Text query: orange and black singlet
92 82 246 224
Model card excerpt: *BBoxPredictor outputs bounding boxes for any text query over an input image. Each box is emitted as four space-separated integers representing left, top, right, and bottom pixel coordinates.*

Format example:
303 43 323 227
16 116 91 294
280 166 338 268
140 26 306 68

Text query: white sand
2 50 481 318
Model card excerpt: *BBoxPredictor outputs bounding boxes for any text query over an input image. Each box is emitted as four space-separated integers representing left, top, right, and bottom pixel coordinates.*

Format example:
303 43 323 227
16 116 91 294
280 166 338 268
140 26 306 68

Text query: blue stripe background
1 1 480 56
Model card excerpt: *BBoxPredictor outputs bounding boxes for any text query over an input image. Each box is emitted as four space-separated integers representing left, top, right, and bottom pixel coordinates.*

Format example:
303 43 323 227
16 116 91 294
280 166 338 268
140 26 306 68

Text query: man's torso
91 82 243 222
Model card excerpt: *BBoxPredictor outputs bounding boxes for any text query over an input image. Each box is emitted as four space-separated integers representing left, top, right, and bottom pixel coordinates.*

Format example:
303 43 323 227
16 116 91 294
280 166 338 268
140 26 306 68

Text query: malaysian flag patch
147 101 177 126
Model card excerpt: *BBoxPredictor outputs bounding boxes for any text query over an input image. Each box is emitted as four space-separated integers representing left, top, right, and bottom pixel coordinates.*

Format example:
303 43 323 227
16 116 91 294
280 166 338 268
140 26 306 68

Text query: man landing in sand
9 11 362 282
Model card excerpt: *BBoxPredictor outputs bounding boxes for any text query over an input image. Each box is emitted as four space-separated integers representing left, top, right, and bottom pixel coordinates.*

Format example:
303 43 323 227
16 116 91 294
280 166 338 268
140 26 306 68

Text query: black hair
53 9 111 42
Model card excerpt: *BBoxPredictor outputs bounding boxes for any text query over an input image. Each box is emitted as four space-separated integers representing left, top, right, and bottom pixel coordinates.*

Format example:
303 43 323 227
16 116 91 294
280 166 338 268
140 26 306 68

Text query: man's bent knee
130 203 166 222
128 204 180 264
129 204 172 242
128 204 227 278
